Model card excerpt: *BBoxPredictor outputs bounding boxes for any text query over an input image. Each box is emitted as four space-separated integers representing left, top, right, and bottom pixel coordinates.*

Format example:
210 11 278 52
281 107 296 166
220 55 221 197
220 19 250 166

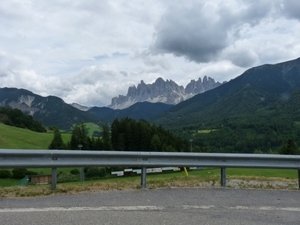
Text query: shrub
57 173 79 183
12 168 27 179
0 170 11 178
26 170 38 176
85 167 107 178
12 168 38 179
70 169 80 175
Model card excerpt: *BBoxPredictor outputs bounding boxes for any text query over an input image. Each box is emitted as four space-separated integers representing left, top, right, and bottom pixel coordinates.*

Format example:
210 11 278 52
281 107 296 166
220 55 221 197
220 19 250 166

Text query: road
0 188 300 225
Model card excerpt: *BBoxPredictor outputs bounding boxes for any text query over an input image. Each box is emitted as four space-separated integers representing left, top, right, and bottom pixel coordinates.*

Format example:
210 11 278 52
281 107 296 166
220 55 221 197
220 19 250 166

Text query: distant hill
154 57 300 153
0 88 100 131
155 57 300 126
89 102 172 123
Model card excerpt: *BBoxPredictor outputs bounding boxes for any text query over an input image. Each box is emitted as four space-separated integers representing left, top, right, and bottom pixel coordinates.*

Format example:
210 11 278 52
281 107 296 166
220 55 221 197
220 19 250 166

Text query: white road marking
0 206 163 213
230 206 300 212
0 205 300 213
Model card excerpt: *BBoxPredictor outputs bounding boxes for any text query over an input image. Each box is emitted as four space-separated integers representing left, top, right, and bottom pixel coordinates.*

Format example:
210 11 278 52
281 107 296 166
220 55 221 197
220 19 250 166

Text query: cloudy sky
1 0 300 107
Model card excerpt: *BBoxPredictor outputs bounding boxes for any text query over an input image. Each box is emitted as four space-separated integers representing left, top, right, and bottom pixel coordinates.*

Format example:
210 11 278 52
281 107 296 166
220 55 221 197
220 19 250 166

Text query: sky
1 0 300 107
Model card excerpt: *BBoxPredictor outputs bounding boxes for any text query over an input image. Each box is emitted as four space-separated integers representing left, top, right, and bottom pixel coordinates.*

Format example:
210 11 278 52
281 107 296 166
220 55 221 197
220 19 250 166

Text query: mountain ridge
154 57 300 128
108 76 222 109
0 87 99 130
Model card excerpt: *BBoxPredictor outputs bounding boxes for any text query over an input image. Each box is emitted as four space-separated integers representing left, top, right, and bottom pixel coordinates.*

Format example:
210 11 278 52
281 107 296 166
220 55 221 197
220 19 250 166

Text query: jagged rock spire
108 77 222 109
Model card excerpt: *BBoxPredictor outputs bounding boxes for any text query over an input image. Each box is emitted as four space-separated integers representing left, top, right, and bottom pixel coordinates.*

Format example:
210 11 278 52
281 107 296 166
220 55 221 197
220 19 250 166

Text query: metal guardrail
0 149 300 190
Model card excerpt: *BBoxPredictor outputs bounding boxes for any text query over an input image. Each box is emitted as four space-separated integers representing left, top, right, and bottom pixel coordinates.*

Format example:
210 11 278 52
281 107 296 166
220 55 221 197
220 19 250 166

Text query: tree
48 128 65 149
69 123 89 150
151 134 161 151
111 119 120 150
278 139 300 155
102 123 112 150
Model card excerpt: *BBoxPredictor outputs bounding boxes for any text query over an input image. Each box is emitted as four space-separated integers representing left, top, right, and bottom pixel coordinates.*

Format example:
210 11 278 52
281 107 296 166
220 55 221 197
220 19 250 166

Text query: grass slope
0 123 71 149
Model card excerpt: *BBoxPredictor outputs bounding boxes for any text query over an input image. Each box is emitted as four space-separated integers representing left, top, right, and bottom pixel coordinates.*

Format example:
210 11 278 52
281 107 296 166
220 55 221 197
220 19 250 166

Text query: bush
70 169 80 175
57 173 80 183
26 170 38 176
85 167 107 178
12 168 38 179
12 168 27 179
0 170 11 178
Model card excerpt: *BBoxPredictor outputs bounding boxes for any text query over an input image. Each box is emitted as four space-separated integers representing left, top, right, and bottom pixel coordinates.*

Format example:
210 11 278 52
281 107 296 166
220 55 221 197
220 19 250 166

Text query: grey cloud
152 3 228 63
0 72 8 77
235 0 273 26
227 49 258 68
151 1 274 66
76 66 118 85
135 49 171 70
281 0 300 20
94 54 109 60
120 71 128 76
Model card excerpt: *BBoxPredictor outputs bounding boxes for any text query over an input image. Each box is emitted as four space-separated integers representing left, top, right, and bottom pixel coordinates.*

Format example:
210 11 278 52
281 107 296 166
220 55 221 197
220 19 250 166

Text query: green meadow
0 123 71 149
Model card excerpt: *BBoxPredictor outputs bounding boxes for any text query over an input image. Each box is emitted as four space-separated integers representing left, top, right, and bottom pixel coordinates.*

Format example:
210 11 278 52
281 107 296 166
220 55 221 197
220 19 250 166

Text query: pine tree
48 128 65 149
102 123 112 150
69 123 89 150
278 139 300 155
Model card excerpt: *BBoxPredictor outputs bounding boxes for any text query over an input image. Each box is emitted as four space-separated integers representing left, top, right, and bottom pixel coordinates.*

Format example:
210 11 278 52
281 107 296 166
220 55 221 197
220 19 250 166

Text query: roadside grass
0 168 298 198
226 168 298 179
0 179 20 187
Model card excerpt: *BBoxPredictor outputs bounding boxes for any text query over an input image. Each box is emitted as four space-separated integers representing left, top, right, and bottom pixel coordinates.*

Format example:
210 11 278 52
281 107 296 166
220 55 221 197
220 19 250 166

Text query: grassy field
0 123 71 149
85 123 102 137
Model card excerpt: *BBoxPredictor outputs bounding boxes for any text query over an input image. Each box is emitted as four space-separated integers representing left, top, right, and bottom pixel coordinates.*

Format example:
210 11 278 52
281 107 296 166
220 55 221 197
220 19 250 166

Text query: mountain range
1 56 300 147
108 76 222 109
0 76 220 130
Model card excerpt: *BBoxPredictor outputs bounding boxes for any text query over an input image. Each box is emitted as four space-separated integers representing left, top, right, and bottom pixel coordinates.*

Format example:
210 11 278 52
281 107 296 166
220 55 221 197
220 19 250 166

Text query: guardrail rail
0 149 299 189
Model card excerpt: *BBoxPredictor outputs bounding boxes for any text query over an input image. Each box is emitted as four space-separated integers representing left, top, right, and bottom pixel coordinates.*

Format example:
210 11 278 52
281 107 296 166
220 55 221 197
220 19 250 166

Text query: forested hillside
0 107 46 132
154 58 300 153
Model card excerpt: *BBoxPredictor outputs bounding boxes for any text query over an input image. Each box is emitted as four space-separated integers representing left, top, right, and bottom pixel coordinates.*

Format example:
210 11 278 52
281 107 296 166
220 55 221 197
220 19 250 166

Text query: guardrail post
80 167 84 184
141 167 147 188
221 167 226 188
298 169 300 190
51 167 57 190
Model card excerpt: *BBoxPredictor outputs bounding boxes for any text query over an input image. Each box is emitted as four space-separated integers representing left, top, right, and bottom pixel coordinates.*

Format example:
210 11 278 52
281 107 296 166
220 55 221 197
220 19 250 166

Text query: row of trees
111 118 189 152
48 118 190 152
49 117 300 154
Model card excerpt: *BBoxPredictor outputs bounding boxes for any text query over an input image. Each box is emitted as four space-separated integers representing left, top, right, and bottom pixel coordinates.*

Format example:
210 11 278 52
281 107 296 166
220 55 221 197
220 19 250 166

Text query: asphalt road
1 188 300 225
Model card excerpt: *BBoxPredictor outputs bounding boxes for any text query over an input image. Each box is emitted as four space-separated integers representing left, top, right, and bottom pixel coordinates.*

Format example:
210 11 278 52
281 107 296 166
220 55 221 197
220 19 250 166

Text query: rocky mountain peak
108 77 222 109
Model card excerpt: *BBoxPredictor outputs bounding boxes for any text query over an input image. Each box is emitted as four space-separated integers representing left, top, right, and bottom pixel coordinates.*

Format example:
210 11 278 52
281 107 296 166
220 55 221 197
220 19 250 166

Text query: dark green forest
49 118 189 152
153 60 300 154
0 107 46 132
164 90 300 154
